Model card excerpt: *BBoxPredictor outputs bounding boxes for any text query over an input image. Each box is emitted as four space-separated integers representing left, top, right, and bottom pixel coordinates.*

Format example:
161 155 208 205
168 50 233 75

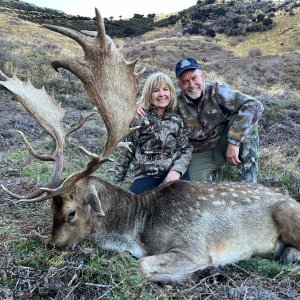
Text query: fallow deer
1 8 300 283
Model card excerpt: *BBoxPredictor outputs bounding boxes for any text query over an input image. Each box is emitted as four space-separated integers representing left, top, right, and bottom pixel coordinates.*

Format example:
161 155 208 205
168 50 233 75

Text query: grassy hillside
218 7 300 56
0 4 300 300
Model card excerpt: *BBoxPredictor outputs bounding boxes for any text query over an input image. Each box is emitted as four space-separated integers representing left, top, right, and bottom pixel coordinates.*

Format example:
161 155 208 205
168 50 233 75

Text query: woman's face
150 83 171 115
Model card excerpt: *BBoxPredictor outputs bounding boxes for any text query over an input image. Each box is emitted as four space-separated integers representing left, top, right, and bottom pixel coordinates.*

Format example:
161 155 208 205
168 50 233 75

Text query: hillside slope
0 5 300 300
218 7 300 56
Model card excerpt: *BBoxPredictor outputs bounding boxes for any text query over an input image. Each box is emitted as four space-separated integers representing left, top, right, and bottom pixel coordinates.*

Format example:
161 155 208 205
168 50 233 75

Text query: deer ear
84 184 105 216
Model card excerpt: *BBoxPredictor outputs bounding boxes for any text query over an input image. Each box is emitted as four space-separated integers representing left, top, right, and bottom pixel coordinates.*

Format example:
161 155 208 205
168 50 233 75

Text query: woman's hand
136 105 146 117
164 170 181 182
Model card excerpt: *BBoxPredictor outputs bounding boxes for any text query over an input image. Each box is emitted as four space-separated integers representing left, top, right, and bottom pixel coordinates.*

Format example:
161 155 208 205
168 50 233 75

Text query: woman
114 72 193 194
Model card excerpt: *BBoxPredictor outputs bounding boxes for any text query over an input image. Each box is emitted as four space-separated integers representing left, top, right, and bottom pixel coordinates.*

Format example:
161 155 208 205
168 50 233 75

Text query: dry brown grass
218 7 300 57
0 13 82 86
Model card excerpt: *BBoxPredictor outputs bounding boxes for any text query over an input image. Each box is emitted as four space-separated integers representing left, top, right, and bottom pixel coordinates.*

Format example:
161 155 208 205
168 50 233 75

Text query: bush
249 47 262 57
229 35 245 46
263 18 273 26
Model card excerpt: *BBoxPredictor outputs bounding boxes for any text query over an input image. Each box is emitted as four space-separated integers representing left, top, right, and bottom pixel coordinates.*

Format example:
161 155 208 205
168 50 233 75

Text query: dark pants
130 171 189 195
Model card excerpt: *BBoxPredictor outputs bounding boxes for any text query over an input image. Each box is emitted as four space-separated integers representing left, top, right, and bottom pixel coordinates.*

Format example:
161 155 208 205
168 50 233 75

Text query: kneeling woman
114 72 193 194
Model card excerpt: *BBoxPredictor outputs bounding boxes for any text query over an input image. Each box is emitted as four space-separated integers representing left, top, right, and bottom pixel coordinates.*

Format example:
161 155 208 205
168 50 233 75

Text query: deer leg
273 201 300 256
280 247 300 264
139 250 210 282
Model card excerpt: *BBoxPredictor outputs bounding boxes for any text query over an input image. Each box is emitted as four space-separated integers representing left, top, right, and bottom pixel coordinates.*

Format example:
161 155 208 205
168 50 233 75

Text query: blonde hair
139 72 177 111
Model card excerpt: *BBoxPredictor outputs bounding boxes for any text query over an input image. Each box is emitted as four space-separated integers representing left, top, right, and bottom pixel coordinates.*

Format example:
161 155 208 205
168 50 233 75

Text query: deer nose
47 235 70 250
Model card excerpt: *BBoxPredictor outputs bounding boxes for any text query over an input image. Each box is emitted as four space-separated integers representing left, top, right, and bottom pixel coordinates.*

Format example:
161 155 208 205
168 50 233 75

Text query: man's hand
164 170 181 182
226 143 241 165
136 105 146 117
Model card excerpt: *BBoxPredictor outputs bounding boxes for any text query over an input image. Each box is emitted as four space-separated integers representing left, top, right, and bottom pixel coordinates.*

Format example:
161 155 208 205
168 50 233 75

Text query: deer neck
89 178 148 257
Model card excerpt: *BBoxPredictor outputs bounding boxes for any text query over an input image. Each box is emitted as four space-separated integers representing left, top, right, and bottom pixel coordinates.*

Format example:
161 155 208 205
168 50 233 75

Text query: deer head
1 8 143 246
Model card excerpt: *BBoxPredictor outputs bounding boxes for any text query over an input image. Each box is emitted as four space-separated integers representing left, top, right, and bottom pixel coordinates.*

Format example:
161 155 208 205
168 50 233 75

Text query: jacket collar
148 104 173 116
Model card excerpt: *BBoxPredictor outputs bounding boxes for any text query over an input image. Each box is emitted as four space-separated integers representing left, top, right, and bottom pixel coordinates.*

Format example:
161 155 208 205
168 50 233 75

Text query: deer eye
68 211 76 222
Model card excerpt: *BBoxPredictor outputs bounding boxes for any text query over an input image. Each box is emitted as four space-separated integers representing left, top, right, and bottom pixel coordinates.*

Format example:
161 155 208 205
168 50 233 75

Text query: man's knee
188 151 224 182
189 170 212 182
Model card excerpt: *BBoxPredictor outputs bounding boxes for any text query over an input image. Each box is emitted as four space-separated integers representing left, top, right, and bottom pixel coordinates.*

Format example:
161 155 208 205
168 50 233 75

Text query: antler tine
94 7 107 44
1 184 43 200
41 23 92 53
66 112 97 137
17 130 54 161
16 189 63 203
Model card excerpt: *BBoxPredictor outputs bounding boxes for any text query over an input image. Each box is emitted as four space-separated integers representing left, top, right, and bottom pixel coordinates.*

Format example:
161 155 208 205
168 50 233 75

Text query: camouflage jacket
114 107 193 183
176 80 264 152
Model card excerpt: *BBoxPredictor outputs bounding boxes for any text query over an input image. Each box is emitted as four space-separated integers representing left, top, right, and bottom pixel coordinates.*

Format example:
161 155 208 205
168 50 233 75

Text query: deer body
50 177 300 282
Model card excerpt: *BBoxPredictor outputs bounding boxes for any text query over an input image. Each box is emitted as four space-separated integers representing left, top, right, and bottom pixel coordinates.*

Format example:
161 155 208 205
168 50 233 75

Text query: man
174 57 264 182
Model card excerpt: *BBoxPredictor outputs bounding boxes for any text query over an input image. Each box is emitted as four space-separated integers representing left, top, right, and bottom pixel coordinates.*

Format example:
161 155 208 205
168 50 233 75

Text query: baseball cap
175 58 201 78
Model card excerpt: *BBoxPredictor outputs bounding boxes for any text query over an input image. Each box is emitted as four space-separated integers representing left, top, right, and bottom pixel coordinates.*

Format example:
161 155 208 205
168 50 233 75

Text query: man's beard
185 86 202 99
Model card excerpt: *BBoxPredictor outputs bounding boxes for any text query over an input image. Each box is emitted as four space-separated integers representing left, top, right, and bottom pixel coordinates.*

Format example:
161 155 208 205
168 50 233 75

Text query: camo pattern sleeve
216 83 264 146
114 115 141 184
170 117 193 175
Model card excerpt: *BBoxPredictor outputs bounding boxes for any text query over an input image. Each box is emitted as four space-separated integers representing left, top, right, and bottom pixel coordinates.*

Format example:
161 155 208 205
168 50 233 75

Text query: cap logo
180 59 191 69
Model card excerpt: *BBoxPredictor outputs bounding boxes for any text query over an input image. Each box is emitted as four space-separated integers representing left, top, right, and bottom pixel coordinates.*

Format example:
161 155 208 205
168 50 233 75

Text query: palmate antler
0 70 95 200
1 8 142 202
43 8 142 156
